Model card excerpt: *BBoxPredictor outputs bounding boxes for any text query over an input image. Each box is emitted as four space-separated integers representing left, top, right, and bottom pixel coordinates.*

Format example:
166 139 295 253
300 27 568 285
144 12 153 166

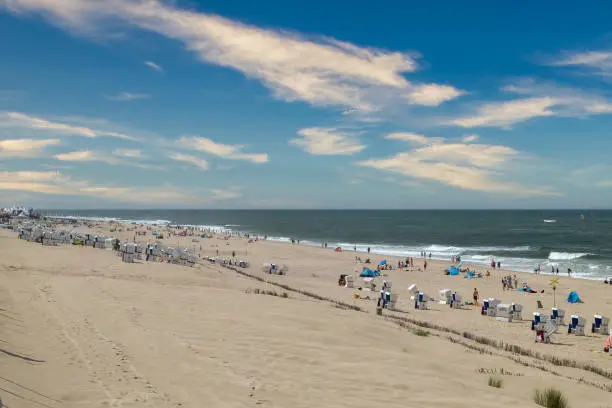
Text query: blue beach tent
360 268 380 278
447 266 460 276
379 260 387 266
567 291 581 303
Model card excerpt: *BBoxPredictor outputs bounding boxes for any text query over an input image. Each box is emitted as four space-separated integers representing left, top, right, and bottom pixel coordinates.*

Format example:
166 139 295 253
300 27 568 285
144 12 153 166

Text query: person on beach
473 288 479 306
497 261 501 269
567 268 572 277
423 260 427 271
367 247 370 254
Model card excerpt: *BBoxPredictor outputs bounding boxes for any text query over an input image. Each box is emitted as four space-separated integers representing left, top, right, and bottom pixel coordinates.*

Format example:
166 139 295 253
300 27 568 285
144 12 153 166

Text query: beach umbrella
457 261 463 268
379 260 387 266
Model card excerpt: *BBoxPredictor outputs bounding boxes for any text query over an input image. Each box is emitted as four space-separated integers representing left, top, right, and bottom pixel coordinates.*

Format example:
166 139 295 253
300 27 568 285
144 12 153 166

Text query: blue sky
1 0 611 209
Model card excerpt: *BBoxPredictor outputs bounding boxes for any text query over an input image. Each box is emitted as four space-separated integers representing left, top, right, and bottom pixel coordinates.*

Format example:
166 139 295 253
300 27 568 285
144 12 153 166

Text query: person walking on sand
424 259 427 271
473 288 479 306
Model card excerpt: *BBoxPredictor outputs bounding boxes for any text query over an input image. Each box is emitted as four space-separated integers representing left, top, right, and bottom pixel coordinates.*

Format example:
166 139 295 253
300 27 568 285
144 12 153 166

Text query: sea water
42 209 612 280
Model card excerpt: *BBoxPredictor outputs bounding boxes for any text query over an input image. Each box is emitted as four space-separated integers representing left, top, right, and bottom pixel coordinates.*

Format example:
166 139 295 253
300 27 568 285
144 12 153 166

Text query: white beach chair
345 275 354 288
387 293 400 310
439 289 452 304
486 298 500 317
415 292 429 310
451 292 463 309
535 320 557 343
568 315 586 336
511 303 523 321
495 304 513 322
592 315 610 334
551 308 565 326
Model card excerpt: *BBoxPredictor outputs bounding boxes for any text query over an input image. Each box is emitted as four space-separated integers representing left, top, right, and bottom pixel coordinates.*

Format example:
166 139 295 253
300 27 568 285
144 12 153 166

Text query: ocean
41 209 612 280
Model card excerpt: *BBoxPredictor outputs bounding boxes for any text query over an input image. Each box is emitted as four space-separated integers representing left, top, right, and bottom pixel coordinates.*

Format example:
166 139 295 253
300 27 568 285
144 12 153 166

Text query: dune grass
488 376 503 388
534 388 569 408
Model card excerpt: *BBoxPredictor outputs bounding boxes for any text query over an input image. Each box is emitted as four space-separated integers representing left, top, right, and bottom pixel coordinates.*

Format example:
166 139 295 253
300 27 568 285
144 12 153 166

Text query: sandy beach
1 222 612 408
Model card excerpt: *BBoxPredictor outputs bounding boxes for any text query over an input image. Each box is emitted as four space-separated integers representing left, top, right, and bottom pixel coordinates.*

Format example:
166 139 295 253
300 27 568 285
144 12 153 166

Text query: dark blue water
42 210 612 279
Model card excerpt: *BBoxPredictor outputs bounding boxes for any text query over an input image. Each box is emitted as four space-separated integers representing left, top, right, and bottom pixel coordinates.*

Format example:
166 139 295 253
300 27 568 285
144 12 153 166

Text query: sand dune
1 228 612 407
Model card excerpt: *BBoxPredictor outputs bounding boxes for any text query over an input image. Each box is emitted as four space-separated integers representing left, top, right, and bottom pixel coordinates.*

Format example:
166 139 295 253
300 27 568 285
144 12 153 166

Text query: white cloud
450 97 558 128
405 84 464 106
144 60 163 72
0 170 238 205
107 92 151 101
169 152 209 170
54 150 96 162
113 148 142 158
596 180 612 187
0 111 136 140
54 149 156 169
547 50 612 76
385 132 444 145
357 133 556 196
0 0 463 111
450 78 612 129
461 134 479 143
0 138 60 157
290 127 366 155
179 136 268 163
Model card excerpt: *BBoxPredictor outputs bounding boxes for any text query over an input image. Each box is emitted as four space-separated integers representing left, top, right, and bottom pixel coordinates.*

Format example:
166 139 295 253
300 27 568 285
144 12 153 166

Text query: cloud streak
0 138 60 157
290 127 366 156
0 111 137 140
107 92 151 101
0 0 463 111
179 136 268 163
448 79 612 128
0 170 239 205
144 60 163 72
169 152 209 170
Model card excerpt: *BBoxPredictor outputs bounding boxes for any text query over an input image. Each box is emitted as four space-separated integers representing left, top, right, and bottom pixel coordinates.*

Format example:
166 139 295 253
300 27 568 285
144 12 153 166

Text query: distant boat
580 214 585 220
543 219 556 223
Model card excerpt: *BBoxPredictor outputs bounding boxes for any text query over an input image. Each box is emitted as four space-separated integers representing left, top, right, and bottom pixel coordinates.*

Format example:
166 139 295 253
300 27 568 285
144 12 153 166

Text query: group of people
502 274 518 290
398 258 415 268
490 259 502 269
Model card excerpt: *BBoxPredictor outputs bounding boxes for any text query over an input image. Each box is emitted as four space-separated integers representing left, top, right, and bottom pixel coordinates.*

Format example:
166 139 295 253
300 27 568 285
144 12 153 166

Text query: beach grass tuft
534 388 569 408
414 329 430 337
488 376 503 388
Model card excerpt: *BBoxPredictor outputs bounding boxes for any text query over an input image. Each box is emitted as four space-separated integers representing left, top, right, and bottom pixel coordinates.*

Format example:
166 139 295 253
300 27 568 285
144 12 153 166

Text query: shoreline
42 213 611 281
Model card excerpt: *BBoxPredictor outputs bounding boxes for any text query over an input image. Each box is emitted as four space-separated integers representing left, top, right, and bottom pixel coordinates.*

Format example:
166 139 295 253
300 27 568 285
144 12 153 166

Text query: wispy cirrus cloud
179 136 268 163
107 92 151 101
0 170 238 205
113 148 142 158
290 127 366 156
169 152 209 170
0 111 137 140
0 138 60 157
384 132 444 145
448 78 612 128
54 149 157 170
357 132 557 196
461 134 479 143
0 0 463 112
545 50 612 77
144 60 163 72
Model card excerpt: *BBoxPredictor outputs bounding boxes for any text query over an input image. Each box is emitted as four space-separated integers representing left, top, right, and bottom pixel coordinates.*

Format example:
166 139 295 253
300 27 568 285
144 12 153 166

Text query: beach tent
464 271 475 278
447 266 460 276
360 268 380 278
457 261 463 268
567 291 581 303
379 260 387 266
